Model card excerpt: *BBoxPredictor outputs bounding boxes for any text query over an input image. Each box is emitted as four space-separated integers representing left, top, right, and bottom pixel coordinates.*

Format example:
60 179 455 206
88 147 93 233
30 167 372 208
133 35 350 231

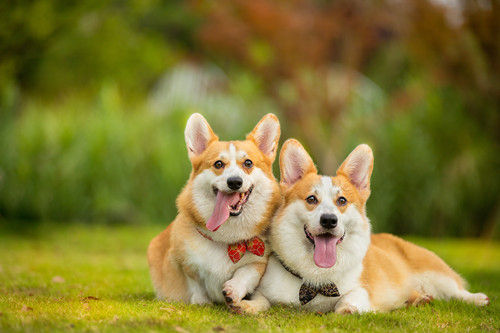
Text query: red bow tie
197 230 265 263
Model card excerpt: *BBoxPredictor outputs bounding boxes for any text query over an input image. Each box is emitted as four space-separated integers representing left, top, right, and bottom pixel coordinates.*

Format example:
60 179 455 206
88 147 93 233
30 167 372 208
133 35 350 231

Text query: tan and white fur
237 139 489 314
147 113 282 310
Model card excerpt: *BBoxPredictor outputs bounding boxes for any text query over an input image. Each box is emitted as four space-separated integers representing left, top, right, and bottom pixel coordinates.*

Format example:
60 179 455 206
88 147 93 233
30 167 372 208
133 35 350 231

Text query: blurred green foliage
0 83 277 225
362 86 500 237
0 0 198 100
0 97 189 223
0 0 499 237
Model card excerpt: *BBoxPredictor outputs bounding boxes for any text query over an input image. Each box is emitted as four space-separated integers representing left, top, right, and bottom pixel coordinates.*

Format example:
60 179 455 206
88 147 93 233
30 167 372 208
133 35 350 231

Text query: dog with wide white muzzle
235 139 489 314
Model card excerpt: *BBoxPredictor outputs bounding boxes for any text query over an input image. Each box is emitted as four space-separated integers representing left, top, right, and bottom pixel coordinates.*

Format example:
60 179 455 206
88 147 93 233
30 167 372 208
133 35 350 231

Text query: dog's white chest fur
185 240 232 302
258 255 368 312
185 234 267 303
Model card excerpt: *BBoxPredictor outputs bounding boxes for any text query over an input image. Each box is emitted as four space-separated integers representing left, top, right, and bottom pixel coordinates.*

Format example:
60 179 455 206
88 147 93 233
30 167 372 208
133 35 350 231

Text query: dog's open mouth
228 187 252 216
206 186 253 231
304 225 344 268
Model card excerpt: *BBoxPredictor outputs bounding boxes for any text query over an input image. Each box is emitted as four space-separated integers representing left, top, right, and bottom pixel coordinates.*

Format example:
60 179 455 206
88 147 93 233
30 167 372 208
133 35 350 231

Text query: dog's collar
197 229 265 264
274 252 341 305
274 253 302 279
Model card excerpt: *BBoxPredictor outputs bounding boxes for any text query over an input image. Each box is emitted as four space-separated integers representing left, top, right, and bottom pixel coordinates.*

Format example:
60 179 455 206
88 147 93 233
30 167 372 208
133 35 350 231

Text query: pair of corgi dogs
148 113 489 314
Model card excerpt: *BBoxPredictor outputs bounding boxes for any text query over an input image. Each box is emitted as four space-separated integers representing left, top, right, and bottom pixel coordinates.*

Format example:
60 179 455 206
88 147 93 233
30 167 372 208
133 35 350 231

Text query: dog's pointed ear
280 139 317 187
246 113 280 161
185 113 218 160
337 144 374 199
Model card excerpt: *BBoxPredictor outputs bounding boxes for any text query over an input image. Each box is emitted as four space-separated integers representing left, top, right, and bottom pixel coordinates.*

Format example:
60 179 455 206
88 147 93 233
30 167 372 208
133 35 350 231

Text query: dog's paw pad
222 290 233 303
336 304 358 315
222 282 242 306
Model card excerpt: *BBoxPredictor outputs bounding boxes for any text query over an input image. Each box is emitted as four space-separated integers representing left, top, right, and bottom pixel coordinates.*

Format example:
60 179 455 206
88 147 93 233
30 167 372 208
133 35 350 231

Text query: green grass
0 224 499 332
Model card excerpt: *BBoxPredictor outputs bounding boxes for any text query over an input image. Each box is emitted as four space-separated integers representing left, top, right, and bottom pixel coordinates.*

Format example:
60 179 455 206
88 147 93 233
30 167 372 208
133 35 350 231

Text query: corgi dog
147 113 282 310
236 139 489 314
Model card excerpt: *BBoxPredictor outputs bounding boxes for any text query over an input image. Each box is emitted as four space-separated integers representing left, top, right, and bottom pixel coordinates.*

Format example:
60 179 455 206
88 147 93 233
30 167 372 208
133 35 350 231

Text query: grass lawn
0 224 499 332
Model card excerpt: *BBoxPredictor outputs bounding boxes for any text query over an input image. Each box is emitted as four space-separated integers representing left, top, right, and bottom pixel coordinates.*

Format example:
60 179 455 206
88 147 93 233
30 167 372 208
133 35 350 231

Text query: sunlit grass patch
0 225 498 332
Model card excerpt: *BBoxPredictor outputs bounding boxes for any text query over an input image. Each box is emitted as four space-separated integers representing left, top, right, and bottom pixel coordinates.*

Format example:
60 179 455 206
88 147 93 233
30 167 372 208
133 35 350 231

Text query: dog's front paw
335 303 359 315
222 281 243 308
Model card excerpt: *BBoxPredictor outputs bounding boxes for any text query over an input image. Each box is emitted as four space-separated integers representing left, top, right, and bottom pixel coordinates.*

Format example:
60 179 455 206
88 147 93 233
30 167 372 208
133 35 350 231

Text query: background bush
0 98 188 224
0 0 498 238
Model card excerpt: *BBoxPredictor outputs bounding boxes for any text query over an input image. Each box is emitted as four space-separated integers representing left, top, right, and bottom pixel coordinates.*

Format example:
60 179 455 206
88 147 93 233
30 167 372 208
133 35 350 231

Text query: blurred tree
0 0 199 104
0 0 498 237
196 0 398 173
195 0 500 237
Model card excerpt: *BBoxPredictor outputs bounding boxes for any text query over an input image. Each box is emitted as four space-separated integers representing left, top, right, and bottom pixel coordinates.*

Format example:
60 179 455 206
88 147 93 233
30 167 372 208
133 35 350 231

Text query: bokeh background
0 0 499 238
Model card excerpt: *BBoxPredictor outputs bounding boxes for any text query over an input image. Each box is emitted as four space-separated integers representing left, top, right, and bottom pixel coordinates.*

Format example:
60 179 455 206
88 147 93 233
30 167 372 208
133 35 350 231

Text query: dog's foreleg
334 287 371 314
187 276 210 304
222 262 267 311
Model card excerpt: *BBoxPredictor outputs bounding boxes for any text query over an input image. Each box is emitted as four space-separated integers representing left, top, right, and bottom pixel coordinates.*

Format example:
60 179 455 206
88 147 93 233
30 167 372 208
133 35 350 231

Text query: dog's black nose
227 176 243 190
320 214 338 229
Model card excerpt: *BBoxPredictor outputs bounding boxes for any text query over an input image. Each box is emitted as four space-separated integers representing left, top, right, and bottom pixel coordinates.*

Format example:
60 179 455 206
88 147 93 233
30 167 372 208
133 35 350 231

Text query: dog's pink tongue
206 191 240 231
313 235 340 268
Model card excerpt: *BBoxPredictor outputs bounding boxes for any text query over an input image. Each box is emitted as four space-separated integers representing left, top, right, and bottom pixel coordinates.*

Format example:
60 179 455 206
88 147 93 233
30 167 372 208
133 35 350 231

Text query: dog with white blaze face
147 113 282 311
235 139 489 314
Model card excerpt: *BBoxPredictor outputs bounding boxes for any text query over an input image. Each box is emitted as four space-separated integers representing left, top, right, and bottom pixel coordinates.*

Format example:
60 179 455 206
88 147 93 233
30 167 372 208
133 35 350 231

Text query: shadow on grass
113 291 157 302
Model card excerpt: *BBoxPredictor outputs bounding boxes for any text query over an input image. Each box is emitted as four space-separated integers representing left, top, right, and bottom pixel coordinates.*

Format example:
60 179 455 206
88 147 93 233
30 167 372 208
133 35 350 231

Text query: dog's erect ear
280 139 317 187
185 113 218 160
337 144 374 199
246 113 280 161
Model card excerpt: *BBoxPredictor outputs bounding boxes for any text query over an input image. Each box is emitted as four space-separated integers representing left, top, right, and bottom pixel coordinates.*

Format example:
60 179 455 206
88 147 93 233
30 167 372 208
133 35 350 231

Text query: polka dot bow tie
197 230 265 263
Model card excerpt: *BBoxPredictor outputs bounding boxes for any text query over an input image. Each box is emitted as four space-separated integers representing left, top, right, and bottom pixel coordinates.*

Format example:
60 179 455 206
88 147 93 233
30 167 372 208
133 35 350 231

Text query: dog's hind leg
414 271 489 306
148 225 189 301
455 289 490 306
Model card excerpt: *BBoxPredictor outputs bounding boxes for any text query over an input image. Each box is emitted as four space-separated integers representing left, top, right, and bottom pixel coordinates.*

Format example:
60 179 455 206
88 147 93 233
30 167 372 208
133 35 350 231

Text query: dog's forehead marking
229 143 237 158
232 143 248 160
218 143 236 161
221 143 248 177
219 143 247 163
231 143 248 163
314 176 340 199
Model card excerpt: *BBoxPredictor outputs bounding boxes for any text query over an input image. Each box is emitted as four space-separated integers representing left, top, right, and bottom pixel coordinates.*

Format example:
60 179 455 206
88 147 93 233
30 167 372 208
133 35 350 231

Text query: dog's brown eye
243 159 253 168
306 195 318 205
214 160 224 169
337 196 347 206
